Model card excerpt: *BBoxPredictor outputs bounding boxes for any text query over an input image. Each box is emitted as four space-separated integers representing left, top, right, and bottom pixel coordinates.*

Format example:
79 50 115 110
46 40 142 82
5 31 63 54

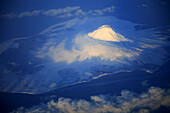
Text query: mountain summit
88 25 131 42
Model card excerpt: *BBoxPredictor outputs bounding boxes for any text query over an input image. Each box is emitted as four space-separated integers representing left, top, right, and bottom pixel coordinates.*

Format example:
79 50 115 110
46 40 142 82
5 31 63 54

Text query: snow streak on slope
37 33 138 64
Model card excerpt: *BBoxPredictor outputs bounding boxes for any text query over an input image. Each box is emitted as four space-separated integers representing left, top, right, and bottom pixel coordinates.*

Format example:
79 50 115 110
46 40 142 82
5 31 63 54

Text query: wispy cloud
103 6 115 12
18 10 41 18
39 18 79 34
0 13 17 18
0 10 41 18
0 6 115 19
43 6 80 16
12 87 170 113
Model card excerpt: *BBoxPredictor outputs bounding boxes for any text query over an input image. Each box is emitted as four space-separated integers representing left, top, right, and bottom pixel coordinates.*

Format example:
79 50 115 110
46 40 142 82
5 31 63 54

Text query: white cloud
87 10 103 16
78 6 114 17
51 6 115 18
57 13 73 18
0 6 115 18
75 9 86 16
12 87 170 113
103 6 115 12
18 10 41 18
0 10 41 18
0 13 17 18
43 6 80 16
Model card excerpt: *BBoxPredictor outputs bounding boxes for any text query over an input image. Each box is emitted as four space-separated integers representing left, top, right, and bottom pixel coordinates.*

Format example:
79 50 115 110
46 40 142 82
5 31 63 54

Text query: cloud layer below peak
12 87 170 113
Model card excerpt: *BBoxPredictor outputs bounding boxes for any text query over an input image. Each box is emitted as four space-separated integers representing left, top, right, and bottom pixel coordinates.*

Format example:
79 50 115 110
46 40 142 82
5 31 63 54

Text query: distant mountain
0 17 168 94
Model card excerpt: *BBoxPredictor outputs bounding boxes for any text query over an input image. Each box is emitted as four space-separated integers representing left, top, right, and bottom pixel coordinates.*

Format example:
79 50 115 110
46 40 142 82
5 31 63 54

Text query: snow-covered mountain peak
88 25 131 42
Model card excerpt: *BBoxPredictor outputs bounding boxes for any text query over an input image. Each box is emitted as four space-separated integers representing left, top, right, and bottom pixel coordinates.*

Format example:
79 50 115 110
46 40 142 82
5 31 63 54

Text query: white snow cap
88 25 131 42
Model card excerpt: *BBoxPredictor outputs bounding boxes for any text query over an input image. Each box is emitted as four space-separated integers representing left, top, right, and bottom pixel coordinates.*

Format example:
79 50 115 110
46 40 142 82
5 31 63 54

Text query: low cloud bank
12 87 170 113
